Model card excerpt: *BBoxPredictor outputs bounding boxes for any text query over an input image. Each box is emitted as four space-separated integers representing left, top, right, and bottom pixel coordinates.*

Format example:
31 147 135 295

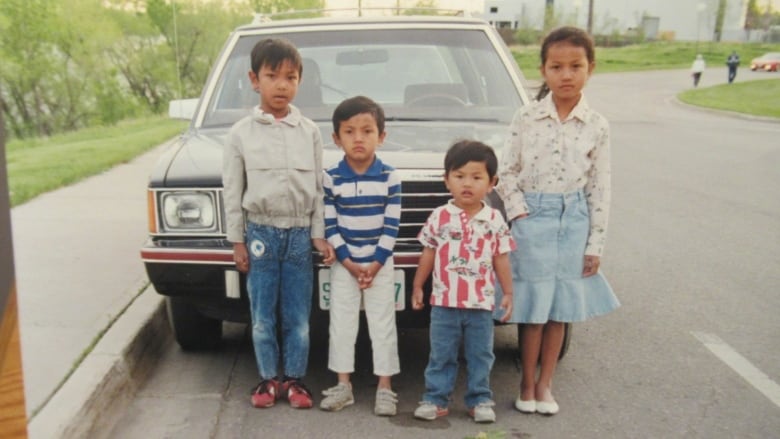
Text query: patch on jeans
250 239 266 258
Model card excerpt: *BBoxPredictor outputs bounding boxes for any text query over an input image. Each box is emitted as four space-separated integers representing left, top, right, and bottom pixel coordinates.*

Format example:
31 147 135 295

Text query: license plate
318 269 405 311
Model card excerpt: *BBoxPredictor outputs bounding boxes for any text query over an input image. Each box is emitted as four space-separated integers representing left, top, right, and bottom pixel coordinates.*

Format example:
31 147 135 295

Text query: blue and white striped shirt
323 157 401 264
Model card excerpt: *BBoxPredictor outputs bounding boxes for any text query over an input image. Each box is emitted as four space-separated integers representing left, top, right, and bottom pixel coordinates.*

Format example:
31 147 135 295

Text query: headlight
159 191 218 233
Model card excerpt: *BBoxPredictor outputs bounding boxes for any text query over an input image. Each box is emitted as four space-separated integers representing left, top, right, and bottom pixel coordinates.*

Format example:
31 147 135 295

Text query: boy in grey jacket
223 38 335 410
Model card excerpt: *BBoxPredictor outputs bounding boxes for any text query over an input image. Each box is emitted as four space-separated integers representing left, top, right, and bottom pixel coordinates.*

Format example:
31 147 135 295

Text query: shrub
515 27 543 45
496 28 516 45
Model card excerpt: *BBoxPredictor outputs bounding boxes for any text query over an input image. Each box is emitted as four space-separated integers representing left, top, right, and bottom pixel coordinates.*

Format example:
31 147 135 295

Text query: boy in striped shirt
320 96 401 416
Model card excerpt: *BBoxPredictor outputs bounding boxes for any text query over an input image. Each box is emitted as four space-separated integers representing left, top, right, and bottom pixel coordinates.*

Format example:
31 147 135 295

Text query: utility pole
587 0 594 34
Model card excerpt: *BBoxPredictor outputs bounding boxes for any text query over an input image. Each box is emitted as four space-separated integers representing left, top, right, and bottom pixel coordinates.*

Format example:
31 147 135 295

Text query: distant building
483 0 779 42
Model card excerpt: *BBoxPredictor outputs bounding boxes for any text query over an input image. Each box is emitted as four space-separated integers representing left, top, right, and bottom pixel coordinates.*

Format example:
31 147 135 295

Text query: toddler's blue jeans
422 306 495 408
245 223 312 380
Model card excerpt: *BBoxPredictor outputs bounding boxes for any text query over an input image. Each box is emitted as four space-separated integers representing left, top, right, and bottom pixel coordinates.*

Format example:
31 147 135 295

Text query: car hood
153 121 509 187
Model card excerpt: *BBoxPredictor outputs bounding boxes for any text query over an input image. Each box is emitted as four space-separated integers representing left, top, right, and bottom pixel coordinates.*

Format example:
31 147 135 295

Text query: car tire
516 322 572 361
166 296 223 350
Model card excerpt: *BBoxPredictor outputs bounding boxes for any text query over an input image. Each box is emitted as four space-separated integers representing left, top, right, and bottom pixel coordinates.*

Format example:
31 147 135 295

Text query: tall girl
495 26 620 416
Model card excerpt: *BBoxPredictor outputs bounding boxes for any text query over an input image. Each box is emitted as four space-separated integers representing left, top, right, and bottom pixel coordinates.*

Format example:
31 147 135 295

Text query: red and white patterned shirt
418 200 515 311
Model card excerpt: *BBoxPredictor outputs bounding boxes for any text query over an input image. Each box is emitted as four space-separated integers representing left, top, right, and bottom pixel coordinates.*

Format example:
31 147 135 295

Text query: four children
226 28 618 422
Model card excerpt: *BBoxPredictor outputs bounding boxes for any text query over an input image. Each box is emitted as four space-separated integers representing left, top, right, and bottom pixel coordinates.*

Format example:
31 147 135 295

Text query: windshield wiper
384 116 436 122
385 116 501 123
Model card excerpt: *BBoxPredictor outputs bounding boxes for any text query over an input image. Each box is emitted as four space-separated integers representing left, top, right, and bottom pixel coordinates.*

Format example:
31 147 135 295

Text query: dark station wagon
140 12 570 355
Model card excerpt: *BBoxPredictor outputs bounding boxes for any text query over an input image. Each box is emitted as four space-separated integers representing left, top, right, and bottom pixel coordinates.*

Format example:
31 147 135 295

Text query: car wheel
166 296 222 350
516 322 572 361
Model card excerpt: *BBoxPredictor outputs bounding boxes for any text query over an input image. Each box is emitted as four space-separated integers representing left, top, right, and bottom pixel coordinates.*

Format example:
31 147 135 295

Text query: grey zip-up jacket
223 104 325 243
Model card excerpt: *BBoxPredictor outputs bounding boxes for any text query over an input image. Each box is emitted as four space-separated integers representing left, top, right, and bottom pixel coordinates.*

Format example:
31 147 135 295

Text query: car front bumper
141 238 432 327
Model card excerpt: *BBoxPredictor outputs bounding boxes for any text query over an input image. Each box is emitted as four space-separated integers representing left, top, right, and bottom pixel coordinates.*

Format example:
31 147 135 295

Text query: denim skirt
494 191 620 324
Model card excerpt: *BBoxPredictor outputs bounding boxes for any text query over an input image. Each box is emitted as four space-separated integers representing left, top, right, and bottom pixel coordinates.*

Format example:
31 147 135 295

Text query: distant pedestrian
726 51 740 83
691 54 706 87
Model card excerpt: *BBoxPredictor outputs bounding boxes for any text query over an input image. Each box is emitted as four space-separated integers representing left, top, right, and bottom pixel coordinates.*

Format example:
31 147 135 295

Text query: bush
496 28 516 46
515 27 543 45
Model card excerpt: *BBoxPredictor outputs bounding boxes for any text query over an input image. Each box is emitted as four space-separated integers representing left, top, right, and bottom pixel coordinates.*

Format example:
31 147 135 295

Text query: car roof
234 15 491 32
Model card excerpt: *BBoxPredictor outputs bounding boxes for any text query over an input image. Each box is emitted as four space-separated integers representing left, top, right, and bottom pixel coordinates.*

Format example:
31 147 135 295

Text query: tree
544 0 556 31
403 0 440 16
0 0 326 139
248 0 325 19
0 0 127 138
714 0 727 41
744 0 766 40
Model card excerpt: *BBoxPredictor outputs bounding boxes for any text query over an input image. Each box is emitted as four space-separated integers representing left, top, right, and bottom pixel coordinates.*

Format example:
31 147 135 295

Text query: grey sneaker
374 388 398 416
413 401 449 420
469 401 496 423
319 382 354 412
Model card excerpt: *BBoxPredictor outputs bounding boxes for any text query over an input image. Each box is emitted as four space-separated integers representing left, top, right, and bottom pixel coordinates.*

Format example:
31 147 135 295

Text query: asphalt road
109 68 780 439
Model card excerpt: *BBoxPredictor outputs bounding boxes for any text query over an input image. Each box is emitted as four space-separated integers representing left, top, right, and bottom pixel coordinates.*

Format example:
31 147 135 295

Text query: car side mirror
168 99 199 120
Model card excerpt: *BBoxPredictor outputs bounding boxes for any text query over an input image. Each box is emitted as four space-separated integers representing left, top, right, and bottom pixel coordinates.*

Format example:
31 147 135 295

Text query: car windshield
202 28 523 128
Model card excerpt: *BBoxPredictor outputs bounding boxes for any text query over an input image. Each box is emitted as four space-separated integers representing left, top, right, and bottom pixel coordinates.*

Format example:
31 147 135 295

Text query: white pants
327 259 400 376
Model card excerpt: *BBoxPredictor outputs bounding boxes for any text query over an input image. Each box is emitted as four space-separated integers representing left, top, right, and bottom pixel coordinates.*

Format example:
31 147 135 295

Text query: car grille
396 180 450 250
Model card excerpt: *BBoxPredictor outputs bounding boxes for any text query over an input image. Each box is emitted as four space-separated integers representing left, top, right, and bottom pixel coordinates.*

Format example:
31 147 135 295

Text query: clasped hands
343 259 381 290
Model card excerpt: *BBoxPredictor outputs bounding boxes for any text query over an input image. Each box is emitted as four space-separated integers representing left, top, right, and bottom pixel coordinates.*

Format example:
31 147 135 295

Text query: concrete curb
28 287 170 439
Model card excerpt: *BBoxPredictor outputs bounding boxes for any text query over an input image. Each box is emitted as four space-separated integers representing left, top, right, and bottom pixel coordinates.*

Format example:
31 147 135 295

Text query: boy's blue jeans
422 306 495 409
245 223 312 380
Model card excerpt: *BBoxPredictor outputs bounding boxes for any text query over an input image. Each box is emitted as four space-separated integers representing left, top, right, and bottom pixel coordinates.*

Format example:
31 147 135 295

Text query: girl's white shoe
535 399 559 415
514 398 536 413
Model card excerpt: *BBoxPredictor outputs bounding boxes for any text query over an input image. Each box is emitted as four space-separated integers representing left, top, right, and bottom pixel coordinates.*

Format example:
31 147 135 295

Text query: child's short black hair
332 96 385 135
250 38 302 77
444 140 498 179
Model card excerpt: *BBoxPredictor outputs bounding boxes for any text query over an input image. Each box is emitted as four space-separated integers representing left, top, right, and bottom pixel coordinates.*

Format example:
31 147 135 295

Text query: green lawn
6 116 187 206
679 78 780 118
513 41 780 78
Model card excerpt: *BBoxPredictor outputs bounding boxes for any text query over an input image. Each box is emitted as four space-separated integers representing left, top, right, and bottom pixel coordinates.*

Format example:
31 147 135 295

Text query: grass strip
7 116 187 206
678 78 780 119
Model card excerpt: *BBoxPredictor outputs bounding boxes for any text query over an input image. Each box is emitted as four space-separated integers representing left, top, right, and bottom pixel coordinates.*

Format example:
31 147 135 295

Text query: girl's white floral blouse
497 93 611 256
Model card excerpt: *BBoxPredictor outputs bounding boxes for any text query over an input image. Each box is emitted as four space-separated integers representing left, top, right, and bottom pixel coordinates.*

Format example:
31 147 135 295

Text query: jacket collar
252 104 302 126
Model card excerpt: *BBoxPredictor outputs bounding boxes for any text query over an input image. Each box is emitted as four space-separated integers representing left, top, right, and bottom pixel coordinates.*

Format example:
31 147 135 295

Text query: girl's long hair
535 26 595 101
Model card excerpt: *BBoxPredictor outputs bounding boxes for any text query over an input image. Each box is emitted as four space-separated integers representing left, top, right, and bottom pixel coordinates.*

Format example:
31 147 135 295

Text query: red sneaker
251 379 280 408
283 379 313 409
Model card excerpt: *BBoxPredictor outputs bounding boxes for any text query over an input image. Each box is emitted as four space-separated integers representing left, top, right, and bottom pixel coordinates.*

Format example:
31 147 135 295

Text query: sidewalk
11 141 175 437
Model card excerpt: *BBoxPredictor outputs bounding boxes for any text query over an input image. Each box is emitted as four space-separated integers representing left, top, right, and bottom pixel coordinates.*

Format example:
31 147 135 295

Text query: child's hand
357 271 372 290
582 255 600 277
359 262 382 289
233 243 250 273
313 238 335 265
497 293 513 323
411 286 425 311
342 259 361 279
511 213 529 222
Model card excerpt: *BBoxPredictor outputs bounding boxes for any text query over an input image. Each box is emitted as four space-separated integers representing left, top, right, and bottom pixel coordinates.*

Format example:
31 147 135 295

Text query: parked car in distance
141 11 570 356
750 52 780 72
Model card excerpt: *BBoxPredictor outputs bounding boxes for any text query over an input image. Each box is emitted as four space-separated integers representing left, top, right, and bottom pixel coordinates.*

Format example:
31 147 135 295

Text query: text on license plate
318 269 405 311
